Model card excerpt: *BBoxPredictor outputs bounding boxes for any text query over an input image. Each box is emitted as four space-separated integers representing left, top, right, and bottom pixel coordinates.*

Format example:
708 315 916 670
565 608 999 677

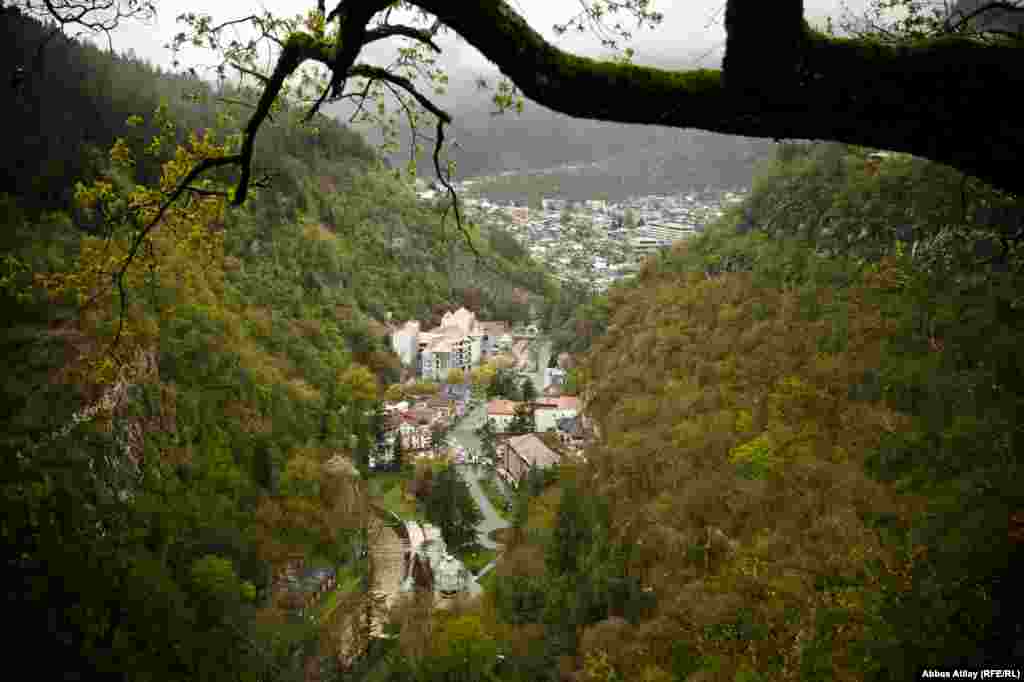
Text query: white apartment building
391 307 512 380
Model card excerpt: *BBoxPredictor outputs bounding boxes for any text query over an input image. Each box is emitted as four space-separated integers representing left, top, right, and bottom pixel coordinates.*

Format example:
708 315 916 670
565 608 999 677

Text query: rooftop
487 399 519 416
507 433 561 469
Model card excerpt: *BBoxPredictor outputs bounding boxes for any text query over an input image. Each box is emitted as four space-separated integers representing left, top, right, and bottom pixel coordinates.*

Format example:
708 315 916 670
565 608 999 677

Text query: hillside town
376 306 591 488
415 177 749 290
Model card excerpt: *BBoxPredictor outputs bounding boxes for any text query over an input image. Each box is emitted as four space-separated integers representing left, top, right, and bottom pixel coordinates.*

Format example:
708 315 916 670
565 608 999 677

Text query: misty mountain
329 55 775 194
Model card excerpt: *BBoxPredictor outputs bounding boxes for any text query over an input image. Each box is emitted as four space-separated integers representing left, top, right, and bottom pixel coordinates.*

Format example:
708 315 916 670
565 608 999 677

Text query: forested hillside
392 144 1024 682
339 65 773 196
493 144 1024 681
1 9 554 680
5 4 1024 681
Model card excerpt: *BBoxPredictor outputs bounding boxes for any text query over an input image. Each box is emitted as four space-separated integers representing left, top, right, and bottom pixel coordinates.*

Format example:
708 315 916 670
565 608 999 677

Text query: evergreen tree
354 432 371 476
475 419 498 467
430 422 448 454
521 376 537 403
424 464 484 551
546 475 592 577
508 402 535 434
390 428 405 472
487 367 514 399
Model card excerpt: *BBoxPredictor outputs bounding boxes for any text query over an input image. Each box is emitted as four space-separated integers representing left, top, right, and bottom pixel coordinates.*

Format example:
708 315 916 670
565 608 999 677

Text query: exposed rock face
40 344 170 492
369 522 408 637
411 553 435 592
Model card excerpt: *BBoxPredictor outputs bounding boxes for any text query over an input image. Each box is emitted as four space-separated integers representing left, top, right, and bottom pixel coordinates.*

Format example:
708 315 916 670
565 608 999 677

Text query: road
448 402 512 552
535 335 552 392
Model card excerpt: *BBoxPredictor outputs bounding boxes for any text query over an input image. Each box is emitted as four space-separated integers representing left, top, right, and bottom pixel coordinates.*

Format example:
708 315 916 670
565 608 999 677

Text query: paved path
535 336 552 392
448 401 512 565
449 403 512 553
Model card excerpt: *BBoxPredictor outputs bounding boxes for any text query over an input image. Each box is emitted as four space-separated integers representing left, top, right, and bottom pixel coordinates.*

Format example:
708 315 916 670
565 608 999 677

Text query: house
507 206 529 225
486 399 518 433
418 327 475 381
390 320 421 367
438 383 472 417
375 413 405 462
399 410 436 451
533 396 580 432
408 406 439 425
384 400 410 413
543 367 566 389
439 383 471 403
498 433 561 488
424 394 456 422
399 421 432 452
555 416 584 446
477 320 509 358
495 333 513 353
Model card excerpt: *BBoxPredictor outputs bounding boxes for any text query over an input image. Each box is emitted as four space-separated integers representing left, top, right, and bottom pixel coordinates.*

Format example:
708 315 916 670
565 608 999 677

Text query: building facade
392 307 510 380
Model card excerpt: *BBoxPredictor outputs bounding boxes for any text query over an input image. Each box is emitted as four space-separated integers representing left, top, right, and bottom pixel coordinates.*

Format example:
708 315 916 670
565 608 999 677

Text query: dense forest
412 143 1024 682
4 3 1024 682
0 8 563 680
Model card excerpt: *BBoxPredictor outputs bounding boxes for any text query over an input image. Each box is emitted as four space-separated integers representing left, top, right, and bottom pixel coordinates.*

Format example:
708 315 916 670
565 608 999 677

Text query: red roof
487 399 519 416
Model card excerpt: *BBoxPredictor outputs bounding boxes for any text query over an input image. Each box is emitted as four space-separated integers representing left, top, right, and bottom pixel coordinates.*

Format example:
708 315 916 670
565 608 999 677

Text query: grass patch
479 475 512 520
477 568 499 594
367 468 426 522
455 545 499 576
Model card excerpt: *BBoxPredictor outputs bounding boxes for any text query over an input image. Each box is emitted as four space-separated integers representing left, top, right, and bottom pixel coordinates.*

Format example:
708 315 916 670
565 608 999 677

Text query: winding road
449 402 512 576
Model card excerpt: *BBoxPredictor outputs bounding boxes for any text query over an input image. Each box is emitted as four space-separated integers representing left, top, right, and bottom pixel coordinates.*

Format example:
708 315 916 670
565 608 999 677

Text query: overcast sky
106 0 874 80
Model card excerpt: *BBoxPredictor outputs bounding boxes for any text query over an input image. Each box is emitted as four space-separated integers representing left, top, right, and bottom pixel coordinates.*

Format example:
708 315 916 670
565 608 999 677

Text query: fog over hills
329 52 776 197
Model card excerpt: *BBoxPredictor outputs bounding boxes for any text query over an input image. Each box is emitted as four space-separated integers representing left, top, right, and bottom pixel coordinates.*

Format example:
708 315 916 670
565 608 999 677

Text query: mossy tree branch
171 0 1022 232
408 0 1023 195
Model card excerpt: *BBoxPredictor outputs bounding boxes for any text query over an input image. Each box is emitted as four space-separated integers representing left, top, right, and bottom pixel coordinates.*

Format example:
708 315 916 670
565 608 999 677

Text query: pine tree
508 402 535 434
425 464 484 552
521 376 537 403
430 422 448 455
475 419 498 467
546 476 592 577
390 429 405 472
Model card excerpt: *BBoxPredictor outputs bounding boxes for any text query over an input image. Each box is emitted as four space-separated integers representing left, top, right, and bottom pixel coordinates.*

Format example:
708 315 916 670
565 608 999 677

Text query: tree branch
947 1 1024 33
363 24 442 52
347 64 451 125
229 62 270 85
406 0 1024 195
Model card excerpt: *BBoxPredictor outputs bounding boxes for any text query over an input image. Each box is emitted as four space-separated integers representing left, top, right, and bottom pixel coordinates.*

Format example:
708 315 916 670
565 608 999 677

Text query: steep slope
1 11 558 680
470 144 1024 682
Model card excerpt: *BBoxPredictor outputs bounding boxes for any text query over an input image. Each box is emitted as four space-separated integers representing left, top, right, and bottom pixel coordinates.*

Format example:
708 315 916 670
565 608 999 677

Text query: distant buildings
459 186 749 288
507 206 529 225
630 235 670 258
642 221 699 242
